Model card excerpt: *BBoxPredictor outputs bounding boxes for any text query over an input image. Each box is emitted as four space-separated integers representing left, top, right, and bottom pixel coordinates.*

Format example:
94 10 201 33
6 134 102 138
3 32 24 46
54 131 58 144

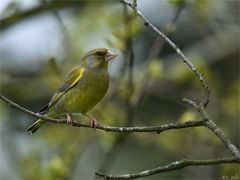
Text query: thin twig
199 107 240 158
1 98 238 180
97 5 135 173
146 2 185 61
133 0 137 8
119 1 239 158
120 0 211 108
1 1 239 179
94 1 240 179
95 157 239 179
204 119 240 159
0 95 204 133
182 98 240 159
133 3 185 107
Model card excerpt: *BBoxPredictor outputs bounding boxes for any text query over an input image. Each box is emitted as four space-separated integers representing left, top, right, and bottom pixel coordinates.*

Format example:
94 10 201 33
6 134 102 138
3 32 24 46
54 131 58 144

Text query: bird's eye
95 51 104 56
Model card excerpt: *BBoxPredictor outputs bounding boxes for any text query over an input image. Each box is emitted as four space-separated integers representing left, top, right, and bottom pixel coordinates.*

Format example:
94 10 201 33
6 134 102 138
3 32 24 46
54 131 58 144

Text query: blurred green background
0 0 239 179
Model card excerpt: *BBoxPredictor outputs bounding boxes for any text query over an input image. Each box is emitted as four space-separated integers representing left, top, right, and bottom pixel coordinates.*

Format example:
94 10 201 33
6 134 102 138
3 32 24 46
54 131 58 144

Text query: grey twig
95 158 239 179
133 0 137 8
182 99 240 159
118 0 240 158
133 2 185 107
93 0 240 179
97 5 136 173
1 1 239 179
0 95 204 133
200 108 240 158
123 0 239 160
120 0 210 108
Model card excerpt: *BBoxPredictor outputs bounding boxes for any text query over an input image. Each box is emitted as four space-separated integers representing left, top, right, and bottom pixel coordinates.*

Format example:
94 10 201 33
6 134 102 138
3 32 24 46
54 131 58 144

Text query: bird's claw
66 113 73 125
90 118 97 133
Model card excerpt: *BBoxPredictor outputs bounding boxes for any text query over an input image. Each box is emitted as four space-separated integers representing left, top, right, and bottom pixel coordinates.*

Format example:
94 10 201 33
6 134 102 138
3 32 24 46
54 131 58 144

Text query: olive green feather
26 48 116 134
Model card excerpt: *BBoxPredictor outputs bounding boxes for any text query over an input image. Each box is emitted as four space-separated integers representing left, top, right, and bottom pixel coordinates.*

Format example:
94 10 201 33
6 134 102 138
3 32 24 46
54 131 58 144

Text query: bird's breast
56 69 109 114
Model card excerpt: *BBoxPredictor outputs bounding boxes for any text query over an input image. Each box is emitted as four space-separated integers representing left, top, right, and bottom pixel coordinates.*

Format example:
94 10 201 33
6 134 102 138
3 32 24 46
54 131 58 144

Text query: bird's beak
105 50 118 61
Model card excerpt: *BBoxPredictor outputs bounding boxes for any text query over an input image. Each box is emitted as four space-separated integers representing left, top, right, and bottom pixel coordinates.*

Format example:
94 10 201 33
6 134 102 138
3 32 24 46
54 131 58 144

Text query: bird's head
80 48 118 70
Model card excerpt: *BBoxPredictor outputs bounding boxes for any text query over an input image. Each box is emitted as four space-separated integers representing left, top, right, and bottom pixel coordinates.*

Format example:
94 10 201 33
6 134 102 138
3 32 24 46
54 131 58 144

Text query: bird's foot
83 114 98 133
66 113 73 125
90 118 97 133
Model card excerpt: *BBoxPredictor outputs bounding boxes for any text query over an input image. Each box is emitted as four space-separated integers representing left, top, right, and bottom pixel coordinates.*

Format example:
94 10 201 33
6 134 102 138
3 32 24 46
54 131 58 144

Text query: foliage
0 0 239 179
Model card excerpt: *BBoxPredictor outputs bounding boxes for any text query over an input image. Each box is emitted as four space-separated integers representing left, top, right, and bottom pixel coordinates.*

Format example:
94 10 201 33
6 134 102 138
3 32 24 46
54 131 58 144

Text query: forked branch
0 1 239 179
93 0 240 179
120 0 210 108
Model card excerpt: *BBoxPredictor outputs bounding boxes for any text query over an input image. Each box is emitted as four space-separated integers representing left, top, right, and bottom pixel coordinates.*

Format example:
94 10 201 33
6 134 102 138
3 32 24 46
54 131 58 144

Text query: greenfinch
26 48 118 134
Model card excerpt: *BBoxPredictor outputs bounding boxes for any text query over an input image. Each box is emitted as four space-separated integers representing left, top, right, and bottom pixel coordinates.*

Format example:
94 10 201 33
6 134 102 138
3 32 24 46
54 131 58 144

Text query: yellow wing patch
48 68 85 109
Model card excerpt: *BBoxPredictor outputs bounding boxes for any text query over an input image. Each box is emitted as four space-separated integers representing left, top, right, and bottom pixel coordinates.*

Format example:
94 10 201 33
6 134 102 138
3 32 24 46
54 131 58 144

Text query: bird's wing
38 67 85 114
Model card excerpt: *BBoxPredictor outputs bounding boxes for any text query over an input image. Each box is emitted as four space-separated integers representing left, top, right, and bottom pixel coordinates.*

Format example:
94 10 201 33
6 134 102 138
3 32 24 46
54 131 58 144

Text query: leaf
147 59 163 81
46 155 69 179
179 110 198 122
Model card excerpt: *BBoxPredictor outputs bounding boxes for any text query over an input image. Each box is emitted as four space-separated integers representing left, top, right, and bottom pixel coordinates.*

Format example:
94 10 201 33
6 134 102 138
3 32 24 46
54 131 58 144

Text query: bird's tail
26 119 46 134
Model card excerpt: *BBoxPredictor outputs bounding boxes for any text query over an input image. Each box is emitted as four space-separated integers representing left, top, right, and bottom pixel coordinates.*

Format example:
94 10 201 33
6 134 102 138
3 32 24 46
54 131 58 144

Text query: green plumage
26 48 117 134
55 67 109 115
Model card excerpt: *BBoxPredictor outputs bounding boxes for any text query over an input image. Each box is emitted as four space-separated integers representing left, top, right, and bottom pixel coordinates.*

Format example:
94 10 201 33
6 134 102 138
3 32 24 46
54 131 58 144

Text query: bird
26 48 118 134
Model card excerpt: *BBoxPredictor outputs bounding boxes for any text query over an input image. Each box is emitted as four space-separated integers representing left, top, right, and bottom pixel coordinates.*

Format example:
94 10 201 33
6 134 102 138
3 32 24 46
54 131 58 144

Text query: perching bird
26 48 118 134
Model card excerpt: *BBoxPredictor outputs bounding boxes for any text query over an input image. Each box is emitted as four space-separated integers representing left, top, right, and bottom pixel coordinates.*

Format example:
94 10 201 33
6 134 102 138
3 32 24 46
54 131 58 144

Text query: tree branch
95 157 239 179
182 98 240 159
132 2 185 107
204 119 240 159
97 5 136 173
0 95 204 133
120 0 211 108
1 1 239 179
1 96 238 180
120 0 239 159
93 1 240 179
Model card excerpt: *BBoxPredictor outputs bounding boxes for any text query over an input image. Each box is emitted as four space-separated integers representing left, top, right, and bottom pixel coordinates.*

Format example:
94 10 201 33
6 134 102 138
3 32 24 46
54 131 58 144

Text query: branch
0 95 237 179
1 1 239 179
120 0 239 159
132 2 185 107
0 95 204 133
94 1 240 179
182 98 240 159
96 157 239 179
97 5 136 173
120 0 210 108
132 0 137 8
